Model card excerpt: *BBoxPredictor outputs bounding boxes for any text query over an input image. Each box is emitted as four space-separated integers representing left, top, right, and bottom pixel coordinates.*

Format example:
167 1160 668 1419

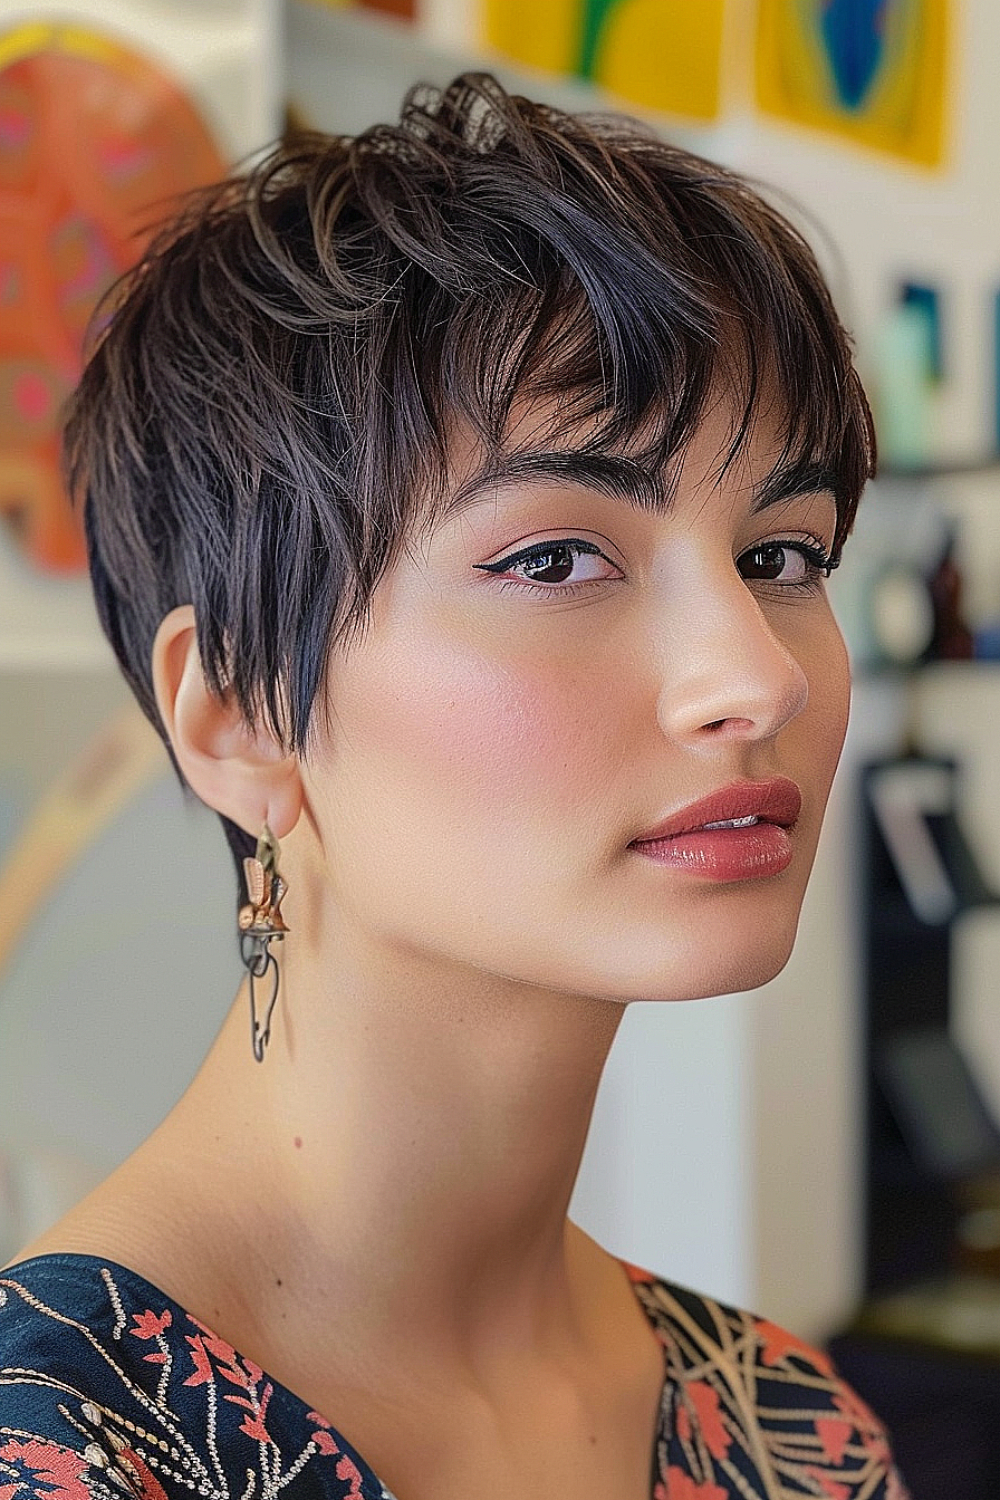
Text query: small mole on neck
293 1136 302 1149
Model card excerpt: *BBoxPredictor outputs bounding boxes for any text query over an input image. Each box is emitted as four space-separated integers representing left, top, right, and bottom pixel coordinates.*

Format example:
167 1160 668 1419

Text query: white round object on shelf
870 562 935 665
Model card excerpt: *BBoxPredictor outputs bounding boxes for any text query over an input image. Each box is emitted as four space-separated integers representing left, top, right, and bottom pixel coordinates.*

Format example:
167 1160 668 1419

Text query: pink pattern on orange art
187 1315 255 1388
183 1331 215 1386
305 1413 364 1492
334 1452 366 1496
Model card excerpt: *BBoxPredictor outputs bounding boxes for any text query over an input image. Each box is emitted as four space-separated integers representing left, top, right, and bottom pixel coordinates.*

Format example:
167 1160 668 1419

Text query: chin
706 939 797 999
629 913 801 1004
633 952 794 1005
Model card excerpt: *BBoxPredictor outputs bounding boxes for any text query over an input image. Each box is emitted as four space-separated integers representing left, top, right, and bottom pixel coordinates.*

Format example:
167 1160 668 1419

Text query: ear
150 604 303 841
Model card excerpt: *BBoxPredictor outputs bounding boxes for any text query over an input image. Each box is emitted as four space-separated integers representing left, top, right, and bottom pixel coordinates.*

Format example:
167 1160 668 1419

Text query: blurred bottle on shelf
926 526 973 661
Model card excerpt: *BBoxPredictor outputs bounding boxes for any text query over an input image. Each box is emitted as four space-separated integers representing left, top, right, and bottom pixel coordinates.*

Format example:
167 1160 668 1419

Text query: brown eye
736 541 831 585
475 536 620 594
521 544 576 584
739 543 793 581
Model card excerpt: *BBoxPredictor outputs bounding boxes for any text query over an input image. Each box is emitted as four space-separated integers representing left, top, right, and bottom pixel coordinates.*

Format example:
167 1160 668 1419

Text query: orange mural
0 22 226 574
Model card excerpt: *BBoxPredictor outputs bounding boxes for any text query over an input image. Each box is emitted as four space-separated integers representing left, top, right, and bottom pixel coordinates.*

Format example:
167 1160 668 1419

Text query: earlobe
150 604 302 839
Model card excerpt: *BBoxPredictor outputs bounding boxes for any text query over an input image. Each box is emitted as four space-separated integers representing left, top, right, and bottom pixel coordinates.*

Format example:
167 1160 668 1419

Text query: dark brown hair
64 71 874 891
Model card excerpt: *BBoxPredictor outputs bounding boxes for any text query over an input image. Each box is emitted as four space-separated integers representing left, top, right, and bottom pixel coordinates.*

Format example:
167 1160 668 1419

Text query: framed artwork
756 0 950 167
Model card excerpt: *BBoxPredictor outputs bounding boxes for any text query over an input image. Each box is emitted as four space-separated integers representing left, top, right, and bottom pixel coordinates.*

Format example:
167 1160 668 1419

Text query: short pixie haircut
65 71 874 892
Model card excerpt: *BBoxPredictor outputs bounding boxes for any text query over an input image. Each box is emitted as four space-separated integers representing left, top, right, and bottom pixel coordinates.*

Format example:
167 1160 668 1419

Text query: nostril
702 716 757 735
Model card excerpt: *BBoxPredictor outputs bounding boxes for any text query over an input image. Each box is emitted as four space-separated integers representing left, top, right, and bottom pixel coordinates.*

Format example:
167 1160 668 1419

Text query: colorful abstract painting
0 21 226 575
484 0 725 121
756 0 949 166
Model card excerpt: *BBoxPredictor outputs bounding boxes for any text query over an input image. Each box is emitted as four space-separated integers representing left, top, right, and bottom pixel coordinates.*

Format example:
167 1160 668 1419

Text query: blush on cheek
356 642 627 828
411 666 593 800
315 641 628 936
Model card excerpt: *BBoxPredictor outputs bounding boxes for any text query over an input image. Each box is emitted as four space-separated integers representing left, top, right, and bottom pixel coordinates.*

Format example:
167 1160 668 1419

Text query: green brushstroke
578 0 621 78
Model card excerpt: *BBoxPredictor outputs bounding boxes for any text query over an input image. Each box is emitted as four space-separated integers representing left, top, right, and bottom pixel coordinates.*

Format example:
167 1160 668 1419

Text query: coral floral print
618 1262 910 1500
0 1255 909 1499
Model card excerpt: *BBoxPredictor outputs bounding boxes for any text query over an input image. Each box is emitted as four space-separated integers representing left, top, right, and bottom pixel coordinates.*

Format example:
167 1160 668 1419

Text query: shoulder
624 1265 911 1499
1 1254 380 1500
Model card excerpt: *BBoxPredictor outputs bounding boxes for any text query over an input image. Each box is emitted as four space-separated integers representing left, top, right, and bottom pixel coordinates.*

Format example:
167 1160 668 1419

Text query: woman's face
302 396 851 1004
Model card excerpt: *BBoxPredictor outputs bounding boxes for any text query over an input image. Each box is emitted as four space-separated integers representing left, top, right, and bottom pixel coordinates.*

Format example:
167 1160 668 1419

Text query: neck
168 920 626 1388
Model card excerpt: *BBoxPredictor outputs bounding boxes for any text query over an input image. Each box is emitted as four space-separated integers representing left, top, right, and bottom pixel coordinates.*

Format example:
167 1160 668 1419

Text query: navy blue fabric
1 1253 908 1498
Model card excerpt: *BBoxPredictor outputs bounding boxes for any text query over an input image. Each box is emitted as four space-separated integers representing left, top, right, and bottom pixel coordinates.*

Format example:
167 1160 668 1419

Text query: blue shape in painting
821 0 890 110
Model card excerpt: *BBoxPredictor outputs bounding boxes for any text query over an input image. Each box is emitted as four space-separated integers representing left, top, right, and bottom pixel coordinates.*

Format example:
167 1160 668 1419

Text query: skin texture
8 392 852 1497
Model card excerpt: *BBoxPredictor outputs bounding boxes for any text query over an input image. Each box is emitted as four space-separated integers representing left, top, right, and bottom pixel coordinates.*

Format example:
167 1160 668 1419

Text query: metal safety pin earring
238 822 290 1062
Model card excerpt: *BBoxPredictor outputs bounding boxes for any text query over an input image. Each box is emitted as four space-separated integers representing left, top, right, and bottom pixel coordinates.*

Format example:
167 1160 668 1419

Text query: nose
653 562 810 745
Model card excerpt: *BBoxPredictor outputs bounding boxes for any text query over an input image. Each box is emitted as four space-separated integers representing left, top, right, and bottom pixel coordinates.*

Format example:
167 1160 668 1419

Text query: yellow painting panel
756 0 949 167
593 0 725 120
483 0 583 74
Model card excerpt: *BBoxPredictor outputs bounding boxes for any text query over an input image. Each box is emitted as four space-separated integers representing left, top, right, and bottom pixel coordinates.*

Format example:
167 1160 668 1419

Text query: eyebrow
441 450 840 521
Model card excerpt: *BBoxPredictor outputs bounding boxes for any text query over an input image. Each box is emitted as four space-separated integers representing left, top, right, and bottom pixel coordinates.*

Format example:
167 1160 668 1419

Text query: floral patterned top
0 1253 908 1499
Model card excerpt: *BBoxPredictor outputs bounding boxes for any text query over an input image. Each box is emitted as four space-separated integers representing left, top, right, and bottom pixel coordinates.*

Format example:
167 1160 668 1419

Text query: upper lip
630 777 802 843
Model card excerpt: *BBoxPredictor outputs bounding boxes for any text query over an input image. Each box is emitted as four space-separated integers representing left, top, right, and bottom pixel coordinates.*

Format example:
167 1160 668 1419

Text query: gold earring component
238 822 289 1061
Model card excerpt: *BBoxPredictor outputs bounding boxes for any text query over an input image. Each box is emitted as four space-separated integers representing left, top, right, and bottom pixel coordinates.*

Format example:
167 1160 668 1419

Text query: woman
0 73 906 1500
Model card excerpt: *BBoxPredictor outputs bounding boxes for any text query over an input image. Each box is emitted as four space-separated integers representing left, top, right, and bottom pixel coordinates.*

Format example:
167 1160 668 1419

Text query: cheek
327 632 626 835
405 665 568 794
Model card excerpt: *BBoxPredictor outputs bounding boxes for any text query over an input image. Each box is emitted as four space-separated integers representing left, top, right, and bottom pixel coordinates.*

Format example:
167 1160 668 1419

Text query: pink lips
628 777 802 883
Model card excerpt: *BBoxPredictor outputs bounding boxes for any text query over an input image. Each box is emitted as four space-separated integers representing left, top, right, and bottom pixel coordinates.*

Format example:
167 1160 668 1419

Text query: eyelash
474 536 839 599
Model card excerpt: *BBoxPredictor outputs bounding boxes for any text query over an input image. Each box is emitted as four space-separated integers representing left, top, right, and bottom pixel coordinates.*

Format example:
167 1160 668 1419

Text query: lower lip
629 824 794 882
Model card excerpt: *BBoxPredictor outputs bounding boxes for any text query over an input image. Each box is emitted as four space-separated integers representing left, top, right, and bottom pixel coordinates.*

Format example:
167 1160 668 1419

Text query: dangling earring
238 822 290 1062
